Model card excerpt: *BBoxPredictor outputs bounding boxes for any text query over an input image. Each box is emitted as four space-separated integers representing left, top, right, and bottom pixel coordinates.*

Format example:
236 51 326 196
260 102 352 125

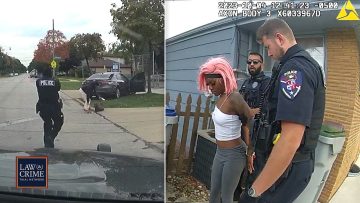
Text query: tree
28 59 48 73
58 42 82 75
108 41 137 64
69 33 106 70
110 0 164 93
0 50 27 75
33 30 69 64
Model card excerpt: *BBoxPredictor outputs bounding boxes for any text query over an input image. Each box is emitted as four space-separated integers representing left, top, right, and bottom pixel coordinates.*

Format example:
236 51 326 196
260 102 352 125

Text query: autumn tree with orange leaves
33 30 69 64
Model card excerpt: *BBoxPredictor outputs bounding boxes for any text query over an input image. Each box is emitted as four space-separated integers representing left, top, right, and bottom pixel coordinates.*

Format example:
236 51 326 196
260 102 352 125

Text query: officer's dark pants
39 107 64 148
86 93 91 103
239 159 313 203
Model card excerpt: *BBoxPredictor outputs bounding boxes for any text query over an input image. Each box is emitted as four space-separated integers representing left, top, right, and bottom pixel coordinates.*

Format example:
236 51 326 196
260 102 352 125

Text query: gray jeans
210 142 247 203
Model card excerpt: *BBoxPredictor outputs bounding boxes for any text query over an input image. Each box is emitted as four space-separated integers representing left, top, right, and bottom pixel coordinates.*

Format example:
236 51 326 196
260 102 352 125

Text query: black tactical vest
239 72 270 109
36 77 61 107
293 52 326 154
257 50 325 159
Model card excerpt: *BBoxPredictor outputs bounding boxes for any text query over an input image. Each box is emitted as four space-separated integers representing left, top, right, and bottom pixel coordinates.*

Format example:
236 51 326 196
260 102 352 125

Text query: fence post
167 93 181 173
187 95 202 173
202 96 212 129
176 94 192 174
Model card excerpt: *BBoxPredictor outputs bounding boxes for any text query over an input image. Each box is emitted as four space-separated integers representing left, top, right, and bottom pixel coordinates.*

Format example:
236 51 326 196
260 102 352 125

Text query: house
166 1 360 202
81 58 132 76
103 56 125 65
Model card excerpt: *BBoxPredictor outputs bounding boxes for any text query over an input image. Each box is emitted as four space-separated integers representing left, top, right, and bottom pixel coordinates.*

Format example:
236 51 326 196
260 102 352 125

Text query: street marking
0 117 39 128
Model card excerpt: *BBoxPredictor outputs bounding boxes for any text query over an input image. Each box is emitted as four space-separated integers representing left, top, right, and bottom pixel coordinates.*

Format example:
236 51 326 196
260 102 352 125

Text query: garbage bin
165 107 178 153
294 121 345 203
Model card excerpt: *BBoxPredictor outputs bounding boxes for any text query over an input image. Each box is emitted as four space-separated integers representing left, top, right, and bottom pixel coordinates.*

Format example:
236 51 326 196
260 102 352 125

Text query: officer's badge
252 81 258 88
280 70 302 100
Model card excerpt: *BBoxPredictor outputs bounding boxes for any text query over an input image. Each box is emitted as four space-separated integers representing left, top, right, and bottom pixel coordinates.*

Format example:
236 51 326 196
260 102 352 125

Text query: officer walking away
239 18 325 203
239 52 270 117
36 67 64 148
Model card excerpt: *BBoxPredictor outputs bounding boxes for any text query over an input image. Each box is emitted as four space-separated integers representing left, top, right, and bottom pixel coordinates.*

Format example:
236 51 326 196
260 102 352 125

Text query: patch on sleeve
280 70 302 100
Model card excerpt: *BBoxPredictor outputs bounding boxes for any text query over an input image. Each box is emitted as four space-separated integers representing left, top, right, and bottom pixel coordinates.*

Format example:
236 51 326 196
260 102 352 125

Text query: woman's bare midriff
216 138 243 149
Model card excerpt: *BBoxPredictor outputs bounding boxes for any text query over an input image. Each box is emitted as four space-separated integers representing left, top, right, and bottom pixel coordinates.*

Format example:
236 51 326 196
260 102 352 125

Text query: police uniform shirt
240 72 270 108
82 80 98 96
271 44 325 128
36 76 61 104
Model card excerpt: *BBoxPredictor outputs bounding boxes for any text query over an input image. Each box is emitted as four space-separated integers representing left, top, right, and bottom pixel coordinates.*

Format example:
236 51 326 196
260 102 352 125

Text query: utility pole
52 19 55 77
9 47 14 75
146 42 152 93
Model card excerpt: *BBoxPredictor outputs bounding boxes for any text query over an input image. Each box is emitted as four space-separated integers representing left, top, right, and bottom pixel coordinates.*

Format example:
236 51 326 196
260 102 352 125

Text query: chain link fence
131 53 163 88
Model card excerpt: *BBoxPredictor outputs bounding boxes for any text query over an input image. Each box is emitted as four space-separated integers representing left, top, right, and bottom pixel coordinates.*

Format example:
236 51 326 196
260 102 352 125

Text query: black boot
44 134 54 148
348 164 360 177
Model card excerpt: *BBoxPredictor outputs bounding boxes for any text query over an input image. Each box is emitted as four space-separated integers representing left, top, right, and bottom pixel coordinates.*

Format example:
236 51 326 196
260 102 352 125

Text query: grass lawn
58 77 84 90
57 76 84 81
92 93 164 108
61 81 83 90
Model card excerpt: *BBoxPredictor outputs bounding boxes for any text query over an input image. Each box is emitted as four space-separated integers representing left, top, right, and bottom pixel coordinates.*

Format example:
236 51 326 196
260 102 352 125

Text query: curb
60 90 164 154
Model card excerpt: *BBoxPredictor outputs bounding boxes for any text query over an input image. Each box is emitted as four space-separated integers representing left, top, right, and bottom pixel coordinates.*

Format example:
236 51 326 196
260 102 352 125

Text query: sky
165 0 224 39
165 0 307 39
0 0 119 67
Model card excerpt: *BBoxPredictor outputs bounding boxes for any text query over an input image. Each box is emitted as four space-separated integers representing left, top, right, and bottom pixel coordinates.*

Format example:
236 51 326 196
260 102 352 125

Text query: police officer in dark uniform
237 52 270 192
239 18 325 203
239 52 270 117
36 67 64 148
81 80 100 102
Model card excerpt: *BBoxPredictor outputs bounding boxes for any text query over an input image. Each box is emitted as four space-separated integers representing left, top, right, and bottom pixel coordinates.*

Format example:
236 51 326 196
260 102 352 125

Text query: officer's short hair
249 52 263 62
256 18 295 42
43 67 52 77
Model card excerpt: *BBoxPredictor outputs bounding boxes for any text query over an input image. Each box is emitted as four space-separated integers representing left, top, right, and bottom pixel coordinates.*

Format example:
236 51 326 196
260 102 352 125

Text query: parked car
29 73 37 78
57 72 66 76
14 73 18 76
82 72 145 99
29 70 38 78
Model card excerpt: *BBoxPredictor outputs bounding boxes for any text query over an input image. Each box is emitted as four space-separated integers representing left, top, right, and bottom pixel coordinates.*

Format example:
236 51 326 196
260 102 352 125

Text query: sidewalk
329 156 360 203
61 89 164 153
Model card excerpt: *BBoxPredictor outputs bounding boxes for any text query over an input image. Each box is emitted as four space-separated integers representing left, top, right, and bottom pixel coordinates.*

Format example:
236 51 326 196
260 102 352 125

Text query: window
297 36 325 71
261 45 274 73
120 74 128 81
297 36 326 83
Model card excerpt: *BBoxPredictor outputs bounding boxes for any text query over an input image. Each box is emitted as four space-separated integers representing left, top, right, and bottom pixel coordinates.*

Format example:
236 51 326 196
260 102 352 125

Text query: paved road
0 74 163 161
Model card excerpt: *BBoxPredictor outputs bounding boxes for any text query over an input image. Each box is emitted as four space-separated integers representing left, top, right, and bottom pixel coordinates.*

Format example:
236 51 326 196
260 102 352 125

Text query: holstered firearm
252 107 280 156
246 63 287 190
252 62 282 157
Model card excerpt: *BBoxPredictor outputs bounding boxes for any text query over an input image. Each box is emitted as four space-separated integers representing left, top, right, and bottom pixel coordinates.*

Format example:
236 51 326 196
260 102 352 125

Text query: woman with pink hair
198 57 254 203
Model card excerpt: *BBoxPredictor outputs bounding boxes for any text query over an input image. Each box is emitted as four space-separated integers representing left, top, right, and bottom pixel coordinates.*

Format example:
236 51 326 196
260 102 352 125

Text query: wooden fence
166 93 212 175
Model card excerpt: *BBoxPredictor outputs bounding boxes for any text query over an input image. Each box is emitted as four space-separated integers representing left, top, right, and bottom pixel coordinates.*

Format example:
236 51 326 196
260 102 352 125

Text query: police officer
36 67 64 148
80 80 100 112
237 52 270 193
239 52 270 116
239 18 325 202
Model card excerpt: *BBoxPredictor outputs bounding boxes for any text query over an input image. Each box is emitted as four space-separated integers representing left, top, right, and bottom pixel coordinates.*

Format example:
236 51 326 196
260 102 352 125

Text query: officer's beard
248 67 262 77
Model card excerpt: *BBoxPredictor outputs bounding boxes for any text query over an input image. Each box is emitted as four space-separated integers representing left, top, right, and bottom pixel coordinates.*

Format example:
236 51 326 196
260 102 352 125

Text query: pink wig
198 57 237 95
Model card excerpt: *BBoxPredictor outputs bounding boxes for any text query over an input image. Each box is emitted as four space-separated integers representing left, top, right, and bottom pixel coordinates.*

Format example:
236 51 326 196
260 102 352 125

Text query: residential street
0 74 163 161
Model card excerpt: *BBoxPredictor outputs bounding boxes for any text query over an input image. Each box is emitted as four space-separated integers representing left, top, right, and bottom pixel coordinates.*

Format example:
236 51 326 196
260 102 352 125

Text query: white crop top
212 106 242 141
